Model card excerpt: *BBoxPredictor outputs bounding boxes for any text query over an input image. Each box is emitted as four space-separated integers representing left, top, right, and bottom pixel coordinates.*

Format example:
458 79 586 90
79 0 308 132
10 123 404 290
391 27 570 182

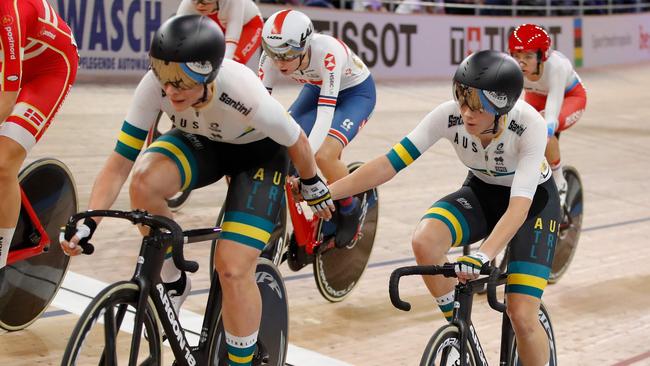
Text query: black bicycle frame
389 264 513 366
63 210 223 366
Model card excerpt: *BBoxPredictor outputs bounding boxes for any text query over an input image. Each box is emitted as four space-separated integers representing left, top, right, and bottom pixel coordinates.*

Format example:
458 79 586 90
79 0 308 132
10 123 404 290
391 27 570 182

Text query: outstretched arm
329 155 397 200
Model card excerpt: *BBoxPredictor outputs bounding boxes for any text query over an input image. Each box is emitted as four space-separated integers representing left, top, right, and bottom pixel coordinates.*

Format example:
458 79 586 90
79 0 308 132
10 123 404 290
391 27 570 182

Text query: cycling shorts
146 130 288 251
524 82 587 134
421 172 561 299
289 75 376 147
0 48 78 152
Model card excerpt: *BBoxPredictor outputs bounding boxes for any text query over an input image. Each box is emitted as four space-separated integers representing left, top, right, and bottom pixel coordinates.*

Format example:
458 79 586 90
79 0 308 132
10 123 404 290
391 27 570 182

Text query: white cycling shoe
165 271 191 316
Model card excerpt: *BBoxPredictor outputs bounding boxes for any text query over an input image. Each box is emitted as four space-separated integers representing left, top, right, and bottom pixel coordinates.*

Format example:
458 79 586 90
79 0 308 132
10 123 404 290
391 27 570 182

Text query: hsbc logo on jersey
449 26 563 65
324 53 336 71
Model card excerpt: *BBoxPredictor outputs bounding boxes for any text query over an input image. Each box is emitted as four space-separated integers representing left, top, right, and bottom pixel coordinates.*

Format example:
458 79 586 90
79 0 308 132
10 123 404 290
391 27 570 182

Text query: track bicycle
213 161 379 303
464 165 583 284
389 263 557 366
0 158 80 331
60 209 288 366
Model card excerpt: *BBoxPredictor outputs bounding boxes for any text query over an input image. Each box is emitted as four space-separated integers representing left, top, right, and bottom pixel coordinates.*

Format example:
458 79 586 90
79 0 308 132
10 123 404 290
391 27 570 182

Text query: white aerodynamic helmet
261 9 314 61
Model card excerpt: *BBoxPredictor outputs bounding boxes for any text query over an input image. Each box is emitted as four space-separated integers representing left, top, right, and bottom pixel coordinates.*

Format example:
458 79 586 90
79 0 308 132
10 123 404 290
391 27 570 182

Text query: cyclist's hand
59 218 97 256
455 251 490 283
299 175 335 220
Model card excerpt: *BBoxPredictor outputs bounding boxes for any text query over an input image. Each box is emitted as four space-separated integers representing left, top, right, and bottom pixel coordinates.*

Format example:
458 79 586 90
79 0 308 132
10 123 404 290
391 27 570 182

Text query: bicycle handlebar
389 263 505 312
63 209 200 273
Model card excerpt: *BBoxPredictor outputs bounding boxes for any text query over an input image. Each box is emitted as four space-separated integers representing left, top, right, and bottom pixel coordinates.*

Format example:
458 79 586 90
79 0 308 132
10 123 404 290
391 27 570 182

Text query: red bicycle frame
284 181 325 256
6 188 50 265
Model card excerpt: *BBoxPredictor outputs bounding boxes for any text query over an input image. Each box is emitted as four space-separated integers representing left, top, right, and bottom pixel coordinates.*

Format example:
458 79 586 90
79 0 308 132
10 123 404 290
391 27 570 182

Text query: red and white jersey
523 51 582 126
259 33 370 96
0 0 77 91
177 0 261 60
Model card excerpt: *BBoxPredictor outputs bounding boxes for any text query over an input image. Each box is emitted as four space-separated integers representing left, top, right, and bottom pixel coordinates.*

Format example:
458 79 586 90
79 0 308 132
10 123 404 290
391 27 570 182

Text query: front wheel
507 302 557 366
208 258 288 366
548 165 583 283
61 281 163 366
313 161 379 302
420 324 476 366
0 158 78 331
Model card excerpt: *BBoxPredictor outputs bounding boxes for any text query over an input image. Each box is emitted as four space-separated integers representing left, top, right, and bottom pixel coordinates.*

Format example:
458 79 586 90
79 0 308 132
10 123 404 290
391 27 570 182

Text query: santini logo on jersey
219 93 252 116
508 119 527 136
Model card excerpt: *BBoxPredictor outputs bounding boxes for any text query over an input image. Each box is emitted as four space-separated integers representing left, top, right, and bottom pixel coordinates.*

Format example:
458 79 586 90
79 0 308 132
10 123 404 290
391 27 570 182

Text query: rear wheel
507 302 557 366
548 165 583 283
313 162 379 302
61 281 163 366
420 324 476 366
208 258 288 366
0 158 78 331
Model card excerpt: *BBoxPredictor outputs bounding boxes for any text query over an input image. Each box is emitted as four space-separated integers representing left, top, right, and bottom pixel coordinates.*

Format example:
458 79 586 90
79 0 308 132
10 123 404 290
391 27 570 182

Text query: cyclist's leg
132 130 225 307
316 75 376 184
0 50 77 269
232 15 263 65
215 139 288 365
505 177 561 366
411 180 487 321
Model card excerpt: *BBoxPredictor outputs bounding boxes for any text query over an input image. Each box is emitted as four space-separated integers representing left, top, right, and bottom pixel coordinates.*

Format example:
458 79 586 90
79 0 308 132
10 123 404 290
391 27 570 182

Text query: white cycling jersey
124 59 300 147
177 0 261 59
524 51 582 126
388 100 551 199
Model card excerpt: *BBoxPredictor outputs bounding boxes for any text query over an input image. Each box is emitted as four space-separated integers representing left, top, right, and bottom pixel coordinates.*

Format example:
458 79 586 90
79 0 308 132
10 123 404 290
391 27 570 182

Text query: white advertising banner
581 13 650 68
261 5 575 80
48 1 650 80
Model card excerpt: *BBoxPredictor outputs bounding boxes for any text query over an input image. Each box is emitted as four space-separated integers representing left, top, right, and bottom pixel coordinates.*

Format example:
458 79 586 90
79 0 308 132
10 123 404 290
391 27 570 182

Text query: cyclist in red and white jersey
330 51 560 366
509 24 587 205
61 15 332 366
0 0 78 269
259 9 376 247
177 0 263 65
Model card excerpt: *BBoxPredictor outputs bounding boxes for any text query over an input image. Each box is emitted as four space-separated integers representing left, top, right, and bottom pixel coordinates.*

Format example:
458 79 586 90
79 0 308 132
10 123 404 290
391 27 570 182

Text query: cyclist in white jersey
330 50 560 366
177 0 263 65
509 24 587 205
60 15 333 366
259 9 376 247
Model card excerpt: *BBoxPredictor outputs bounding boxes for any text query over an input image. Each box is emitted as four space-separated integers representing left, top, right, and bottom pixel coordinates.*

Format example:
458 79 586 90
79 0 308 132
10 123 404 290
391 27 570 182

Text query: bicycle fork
453 284 490 366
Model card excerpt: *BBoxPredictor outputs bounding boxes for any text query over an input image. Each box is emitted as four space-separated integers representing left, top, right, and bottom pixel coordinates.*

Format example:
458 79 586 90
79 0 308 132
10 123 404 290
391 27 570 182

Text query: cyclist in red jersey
509 24 587 206
177 0 263 65
0 0 78 269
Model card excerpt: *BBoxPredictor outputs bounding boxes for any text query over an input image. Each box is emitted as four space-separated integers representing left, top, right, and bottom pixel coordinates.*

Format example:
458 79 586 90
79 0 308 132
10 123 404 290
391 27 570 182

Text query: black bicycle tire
548 165 583 283
420 324 476 366
0 158 77 331
207 258 289 366
61 281 163 366
506 302 557 366
313 161 379 303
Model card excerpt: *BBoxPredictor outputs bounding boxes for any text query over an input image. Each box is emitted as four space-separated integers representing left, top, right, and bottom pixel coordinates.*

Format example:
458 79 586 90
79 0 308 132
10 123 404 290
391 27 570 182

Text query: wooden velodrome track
1 62 650 366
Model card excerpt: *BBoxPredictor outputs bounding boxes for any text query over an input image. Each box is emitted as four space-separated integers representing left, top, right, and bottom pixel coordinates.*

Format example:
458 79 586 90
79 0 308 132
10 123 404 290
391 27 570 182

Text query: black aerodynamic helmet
452 50 524 116
149 14 225 89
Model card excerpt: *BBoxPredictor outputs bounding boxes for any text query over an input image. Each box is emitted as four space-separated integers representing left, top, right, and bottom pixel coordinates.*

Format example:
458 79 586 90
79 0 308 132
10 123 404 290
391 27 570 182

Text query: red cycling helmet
508 24 551 62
